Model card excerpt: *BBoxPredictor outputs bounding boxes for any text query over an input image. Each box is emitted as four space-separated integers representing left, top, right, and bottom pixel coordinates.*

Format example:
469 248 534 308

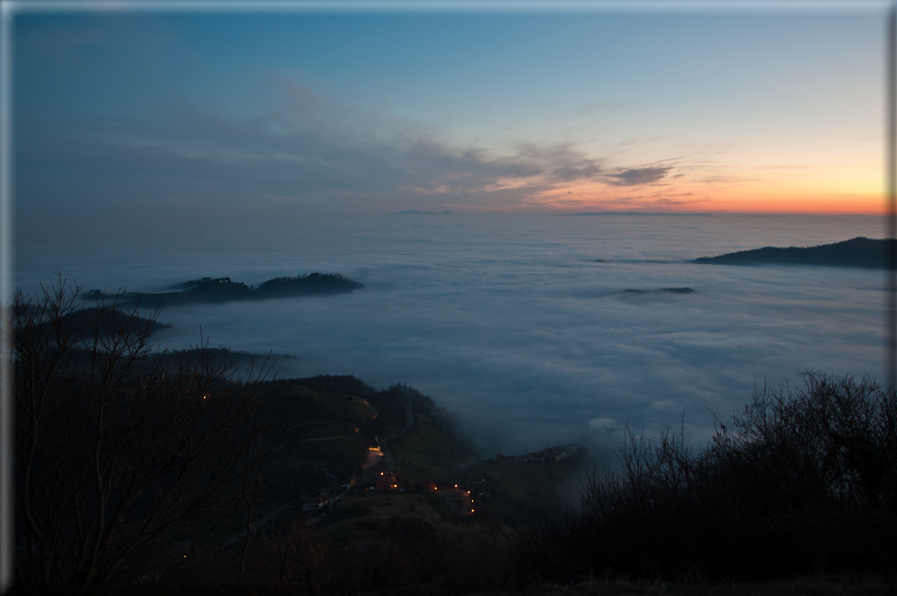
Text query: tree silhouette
10 277 275 596
516 372 897 582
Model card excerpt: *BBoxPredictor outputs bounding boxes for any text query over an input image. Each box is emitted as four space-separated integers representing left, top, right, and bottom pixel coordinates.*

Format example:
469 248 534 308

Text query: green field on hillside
469 454 586 502
390 413 480 485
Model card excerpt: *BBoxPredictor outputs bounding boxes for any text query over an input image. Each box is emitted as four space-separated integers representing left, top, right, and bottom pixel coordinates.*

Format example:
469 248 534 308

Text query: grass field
270 382 375 427
468 454 586 503
324 493 451 540
389 413 480 485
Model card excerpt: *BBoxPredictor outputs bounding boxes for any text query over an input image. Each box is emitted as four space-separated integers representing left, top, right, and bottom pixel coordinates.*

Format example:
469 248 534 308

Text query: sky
10 1 891 226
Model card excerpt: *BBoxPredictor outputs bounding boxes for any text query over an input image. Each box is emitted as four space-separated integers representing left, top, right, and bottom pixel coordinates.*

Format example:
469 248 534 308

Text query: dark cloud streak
15 86 673 215
604 166 672 186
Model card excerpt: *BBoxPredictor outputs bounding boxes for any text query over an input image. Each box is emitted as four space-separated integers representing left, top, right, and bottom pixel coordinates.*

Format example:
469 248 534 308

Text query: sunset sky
11 2 890 222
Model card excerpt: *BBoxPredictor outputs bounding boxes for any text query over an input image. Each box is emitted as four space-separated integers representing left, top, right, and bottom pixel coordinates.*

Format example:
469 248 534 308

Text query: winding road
218 388 415 552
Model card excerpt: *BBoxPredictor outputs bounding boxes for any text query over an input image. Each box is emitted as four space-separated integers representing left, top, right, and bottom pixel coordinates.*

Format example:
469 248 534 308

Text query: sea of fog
14 213 889 454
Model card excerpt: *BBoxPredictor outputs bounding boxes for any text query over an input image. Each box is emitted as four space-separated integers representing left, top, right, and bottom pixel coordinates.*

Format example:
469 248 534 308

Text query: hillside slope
692 237 888 268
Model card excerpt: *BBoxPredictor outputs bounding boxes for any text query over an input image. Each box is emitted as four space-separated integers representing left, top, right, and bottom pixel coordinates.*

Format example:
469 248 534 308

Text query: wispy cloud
17 80 725 217
604 166 672 186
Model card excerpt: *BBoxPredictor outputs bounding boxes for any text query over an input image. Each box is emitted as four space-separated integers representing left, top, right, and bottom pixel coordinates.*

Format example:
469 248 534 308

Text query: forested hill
85 273 365 309
692 237 889 268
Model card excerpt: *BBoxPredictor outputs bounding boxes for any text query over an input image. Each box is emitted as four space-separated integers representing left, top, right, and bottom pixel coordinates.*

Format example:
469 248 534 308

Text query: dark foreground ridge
693 237 889 268
85 273 365 308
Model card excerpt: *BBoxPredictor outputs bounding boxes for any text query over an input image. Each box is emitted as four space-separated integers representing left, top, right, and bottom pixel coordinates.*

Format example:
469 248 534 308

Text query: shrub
516 372 897 582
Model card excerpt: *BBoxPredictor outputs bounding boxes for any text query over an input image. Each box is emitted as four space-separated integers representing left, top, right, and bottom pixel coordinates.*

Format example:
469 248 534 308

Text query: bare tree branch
13 278 276 596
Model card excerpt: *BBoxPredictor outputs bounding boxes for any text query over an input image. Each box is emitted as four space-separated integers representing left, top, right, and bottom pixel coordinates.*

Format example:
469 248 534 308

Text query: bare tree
515 372 897 583
11 278 275 596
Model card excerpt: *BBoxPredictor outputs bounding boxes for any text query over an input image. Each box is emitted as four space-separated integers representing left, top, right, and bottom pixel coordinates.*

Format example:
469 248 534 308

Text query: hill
398 210 453 214
26 306 170 340
692 237 889 268
189 375 587 549
86 273 364 309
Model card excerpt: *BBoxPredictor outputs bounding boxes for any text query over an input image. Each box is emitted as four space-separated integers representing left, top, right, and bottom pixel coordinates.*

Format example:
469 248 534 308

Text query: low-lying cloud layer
17 214 885 455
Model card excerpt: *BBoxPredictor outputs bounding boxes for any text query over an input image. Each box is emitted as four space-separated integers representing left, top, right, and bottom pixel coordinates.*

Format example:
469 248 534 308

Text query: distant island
693 237 890 269
86 273 365 309
561 211 712 216
623 287 696 294
398 210 453 215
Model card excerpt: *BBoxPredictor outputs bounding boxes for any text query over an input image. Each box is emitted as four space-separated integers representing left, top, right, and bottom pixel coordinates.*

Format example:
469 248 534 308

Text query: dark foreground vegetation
692 237 889 268
519 373 897 584
9 279 897 595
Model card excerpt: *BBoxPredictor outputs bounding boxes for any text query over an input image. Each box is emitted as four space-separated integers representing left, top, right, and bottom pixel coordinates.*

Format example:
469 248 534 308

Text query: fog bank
15 213 886 454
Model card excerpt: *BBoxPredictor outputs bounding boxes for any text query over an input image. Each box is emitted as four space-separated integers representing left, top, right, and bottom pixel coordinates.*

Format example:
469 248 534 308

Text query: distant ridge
89 273 365 309
561 211 712 216
693 237 889 269
624 287 696 294
398 210 453 214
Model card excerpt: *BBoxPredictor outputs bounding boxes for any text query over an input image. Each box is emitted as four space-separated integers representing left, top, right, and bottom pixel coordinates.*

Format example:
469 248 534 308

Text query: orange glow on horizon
699 191 884 215
527 187 884 215
521 166 885 215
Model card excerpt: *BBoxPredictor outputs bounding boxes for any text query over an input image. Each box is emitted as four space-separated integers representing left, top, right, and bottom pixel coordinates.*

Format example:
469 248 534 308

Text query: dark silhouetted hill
255 273 364 297
693 237 888 268
91 273 364 309
623 287 696 294
25 306 170 341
